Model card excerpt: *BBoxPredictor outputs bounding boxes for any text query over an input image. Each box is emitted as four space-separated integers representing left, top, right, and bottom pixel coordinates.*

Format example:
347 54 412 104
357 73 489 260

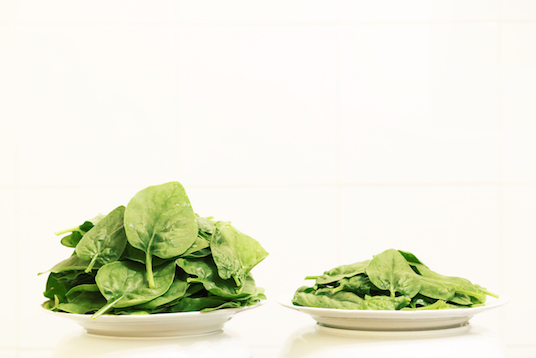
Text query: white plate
278 295 507 331
44 303 263 337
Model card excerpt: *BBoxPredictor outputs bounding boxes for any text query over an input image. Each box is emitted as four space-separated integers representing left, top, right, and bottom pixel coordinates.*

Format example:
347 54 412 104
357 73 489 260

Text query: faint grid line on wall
4 182 536 190
335 0 342 264
497 0 505 340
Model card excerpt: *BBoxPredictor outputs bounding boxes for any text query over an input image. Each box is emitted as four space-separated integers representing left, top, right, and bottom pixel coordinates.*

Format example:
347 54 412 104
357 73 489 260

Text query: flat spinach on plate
293 248 497 311
41 181 268 318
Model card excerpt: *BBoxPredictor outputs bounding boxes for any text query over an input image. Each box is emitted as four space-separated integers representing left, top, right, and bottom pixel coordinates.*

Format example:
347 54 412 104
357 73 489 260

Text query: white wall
1 1 536 357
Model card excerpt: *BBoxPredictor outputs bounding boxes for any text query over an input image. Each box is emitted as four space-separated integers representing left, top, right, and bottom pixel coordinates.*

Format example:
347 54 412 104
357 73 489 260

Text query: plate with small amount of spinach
281 249 506 331
41 181 268 335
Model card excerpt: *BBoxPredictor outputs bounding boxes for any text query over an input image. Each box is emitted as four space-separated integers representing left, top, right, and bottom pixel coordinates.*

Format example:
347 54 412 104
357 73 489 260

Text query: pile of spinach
293 249 497 310
41 181 268 318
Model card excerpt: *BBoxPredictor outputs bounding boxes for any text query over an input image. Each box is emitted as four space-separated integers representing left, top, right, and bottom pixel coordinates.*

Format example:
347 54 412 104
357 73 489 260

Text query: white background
1 1 536 357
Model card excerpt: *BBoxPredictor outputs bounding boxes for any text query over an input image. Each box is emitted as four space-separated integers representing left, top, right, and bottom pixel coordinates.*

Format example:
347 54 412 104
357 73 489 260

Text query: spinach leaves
293 249 497 311
42 181 268 318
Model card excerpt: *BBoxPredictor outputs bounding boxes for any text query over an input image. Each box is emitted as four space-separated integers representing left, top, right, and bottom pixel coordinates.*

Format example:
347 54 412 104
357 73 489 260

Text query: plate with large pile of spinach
41 181 268 336
280 249 506 331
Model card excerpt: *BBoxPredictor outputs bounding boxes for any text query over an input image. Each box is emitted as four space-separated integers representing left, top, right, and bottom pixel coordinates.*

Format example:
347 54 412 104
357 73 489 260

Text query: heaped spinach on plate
293 248 498 311
41 181 268 318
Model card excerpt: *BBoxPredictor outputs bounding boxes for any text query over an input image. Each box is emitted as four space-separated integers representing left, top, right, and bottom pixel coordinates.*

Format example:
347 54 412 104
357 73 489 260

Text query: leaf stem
92 296 123 319
456 289 486 299
85 254 99 273
146 251 156 289
55 227 81 236
482 289 499 299
331 285 343 294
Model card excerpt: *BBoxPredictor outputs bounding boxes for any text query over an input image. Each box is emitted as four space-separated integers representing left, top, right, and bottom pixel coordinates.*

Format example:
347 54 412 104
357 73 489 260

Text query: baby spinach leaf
398 250 427 266
65 284 100 299
411 262 496 301
43 271 96 307
366 249 421 298
58 290 107 314
200 301 243 312
408 294 436 309
170 297 234 313
292 290 363 310
93 261 175 318
176 257 257 299
182 283 206 298
42 298 58 311
331 275 373 296
182 247 211 259
75 206 128 273
210 222 268 286
358 295 410 310
61 231 83 249
449 293 473 306
196 215 216 240
124 182 198 288
58 299 103 314
135 270 189 310
305 260 371 285
44 274 69 303
42 253 101 274
181 236 210 258
418 276 456 301
321 290 364 305
120 243 169 266
402 300 459 310
56 214 105 248
112 309 154 315
295 286 316 294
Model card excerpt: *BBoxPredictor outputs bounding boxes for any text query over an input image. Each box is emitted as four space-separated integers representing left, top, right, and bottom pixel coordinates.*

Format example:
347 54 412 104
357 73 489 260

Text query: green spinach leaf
176 257 257 299
358 295 410 310
56 214 104 248
93 261 175 318
58 285 107 314
124 182 198 288
181 236 210 258
42 253 101 275
170 297 234 312
135 270 189 310
292 290 363 309
331 275 373 296
210 222 268 286
305 260 371 285
366 249 421 298
75 206 127 272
